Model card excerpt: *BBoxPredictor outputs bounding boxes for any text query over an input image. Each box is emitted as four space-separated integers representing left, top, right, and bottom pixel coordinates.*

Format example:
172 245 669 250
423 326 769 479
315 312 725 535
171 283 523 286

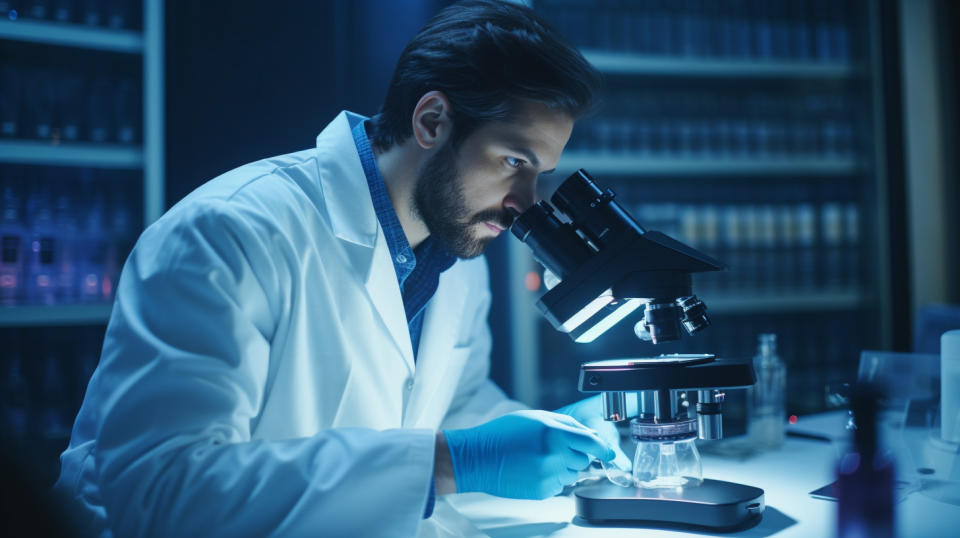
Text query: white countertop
440 413 960 537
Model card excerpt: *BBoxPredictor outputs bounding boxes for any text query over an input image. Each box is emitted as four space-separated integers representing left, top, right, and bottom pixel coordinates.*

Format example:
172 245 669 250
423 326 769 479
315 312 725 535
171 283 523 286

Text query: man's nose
502 177 537 215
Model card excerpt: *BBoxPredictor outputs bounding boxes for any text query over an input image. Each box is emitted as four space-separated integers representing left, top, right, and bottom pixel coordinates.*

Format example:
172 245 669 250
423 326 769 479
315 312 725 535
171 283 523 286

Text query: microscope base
575 479 764 530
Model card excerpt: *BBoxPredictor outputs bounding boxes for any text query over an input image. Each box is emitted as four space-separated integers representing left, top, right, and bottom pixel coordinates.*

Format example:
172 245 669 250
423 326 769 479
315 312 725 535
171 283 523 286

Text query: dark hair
368 0 601 150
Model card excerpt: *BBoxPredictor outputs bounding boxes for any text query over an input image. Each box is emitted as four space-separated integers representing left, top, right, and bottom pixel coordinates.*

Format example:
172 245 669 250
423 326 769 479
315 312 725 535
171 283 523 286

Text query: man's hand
554 395 632 471
441 410 615 499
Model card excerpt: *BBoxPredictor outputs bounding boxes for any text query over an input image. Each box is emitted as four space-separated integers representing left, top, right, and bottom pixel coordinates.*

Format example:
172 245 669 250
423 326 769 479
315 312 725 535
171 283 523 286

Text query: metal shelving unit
555 153 859 177
708 291 863 314
0 0 164 327
0 140 144 169
0 303 113 327
0 18 143 52
581 49 859 78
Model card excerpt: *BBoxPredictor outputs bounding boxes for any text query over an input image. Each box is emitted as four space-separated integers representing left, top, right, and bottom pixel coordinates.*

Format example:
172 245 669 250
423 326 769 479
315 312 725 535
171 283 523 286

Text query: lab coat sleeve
93 201 435 537
439 259 526 431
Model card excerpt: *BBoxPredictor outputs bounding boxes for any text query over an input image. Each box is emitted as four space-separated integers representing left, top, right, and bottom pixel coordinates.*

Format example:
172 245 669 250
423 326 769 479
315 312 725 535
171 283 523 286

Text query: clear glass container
631 418 703 489
749 333 787 449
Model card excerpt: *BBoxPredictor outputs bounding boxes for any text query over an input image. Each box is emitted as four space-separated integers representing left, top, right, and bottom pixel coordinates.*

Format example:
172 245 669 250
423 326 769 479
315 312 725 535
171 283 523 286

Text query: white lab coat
55 111 524 537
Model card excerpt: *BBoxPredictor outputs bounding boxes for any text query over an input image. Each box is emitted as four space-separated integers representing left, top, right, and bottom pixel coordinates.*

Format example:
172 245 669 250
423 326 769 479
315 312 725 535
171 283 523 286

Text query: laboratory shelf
0 140 144 169
0 303 113 327
0 18 142 53
706 290 863 314
555 152 860 177
582 49 858 79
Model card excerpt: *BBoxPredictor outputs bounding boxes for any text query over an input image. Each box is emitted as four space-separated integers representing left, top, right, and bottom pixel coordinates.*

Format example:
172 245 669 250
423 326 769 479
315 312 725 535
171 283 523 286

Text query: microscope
511 169 765 530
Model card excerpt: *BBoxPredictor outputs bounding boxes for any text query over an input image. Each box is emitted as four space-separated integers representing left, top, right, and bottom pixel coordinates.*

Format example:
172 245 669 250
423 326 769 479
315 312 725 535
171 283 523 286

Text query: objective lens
677 295 711 335
642 300 683 344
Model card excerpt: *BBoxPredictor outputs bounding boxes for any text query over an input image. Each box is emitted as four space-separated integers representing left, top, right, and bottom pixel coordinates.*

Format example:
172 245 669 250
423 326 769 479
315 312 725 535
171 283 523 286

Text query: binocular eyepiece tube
510 169 724 345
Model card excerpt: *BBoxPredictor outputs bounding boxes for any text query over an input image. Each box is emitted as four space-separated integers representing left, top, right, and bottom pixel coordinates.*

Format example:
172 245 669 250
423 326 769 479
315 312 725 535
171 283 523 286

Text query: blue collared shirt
351 118 456 519
351 120 456 359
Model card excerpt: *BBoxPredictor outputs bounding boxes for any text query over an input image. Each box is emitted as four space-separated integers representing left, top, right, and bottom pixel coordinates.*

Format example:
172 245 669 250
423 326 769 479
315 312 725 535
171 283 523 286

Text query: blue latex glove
555 395 633 471
443 410 615 499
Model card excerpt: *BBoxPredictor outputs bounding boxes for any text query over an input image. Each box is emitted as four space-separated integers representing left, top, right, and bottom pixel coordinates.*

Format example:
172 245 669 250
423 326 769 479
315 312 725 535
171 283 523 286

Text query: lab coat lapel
364 239 416 373
403 273 468 427
315 111 415 374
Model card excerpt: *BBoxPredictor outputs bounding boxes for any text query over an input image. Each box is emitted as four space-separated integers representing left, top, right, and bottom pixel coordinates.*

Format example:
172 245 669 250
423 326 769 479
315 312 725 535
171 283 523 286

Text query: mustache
469 209 515 230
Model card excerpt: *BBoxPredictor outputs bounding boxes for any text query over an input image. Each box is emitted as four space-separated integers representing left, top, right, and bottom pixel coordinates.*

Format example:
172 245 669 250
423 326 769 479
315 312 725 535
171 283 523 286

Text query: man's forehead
483 105 573 145
506 101 574 130
486 124 538 146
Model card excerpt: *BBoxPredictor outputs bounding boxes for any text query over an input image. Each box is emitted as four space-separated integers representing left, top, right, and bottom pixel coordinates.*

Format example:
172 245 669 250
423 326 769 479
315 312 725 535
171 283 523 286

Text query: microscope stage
575 479 764 530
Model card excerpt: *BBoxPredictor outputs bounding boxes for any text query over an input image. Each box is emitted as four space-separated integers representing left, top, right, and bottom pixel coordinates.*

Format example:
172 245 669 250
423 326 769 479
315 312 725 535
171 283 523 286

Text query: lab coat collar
314 111 380 249
314 111 416 373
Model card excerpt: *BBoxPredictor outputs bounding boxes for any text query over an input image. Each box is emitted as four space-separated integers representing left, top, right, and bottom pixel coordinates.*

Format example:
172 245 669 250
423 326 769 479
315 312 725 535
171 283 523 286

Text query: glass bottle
749 333 787 449
26 182 58 305
0 173 25 304
54 180 78 303
78 179 107 303
41 343 69 438
104 183 132 302
836 383 894 538
2 347 30 438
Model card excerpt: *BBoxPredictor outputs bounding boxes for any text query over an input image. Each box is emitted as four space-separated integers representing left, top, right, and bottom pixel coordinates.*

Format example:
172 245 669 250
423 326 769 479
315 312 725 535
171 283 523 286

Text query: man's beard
412 142 513 259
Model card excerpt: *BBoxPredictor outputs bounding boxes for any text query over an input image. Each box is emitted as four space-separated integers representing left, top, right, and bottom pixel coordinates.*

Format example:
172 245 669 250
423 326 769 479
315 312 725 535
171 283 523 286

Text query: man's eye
505 157 525 169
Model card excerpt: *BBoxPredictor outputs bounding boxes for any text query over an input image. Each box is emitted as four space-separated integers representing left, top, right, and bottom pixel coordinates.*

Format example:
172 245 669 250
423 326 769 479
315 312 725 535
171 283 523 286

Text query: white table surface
443 412 960 538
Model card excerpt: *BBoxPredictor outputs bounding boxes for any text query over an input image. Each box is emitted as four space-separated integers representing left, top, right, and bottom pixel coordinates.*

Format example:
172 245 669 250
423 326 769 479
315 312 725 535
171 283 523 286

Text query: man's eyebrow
509 145 553 173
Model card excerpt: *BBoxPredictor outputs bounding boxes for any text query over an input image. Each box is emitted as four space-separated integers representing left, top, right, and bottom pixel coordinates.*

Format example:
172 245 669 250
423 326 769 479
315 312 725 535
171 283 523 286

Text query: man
55 1 627 535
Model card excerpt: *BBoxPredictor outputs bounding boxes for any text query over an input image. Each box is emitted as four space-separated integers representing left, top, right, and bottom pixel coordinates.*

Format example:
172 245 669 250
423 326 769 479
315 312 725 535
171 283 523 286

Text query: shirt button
396 254 407 264
405 379 414 391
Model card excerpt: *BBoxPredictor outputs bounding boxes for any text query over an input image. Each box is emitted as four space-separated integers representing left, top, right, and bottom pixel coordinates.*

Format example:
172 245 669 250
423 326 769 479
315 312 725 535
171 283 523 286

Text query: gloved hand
443 410 615 499
555 395 633 471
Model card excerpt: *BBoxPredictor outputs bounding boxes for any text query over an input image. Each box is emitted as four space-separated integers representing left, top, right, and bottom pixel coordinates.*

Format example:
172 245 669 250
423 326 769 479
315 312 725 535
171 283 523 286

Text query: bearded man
55 1 628 536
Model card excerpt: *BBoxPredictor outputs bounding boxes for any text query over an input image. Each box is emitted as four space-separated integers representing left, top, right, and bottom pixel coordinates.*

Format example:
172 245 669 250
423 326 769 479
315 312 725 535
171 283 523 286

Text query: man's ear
411 91 453 150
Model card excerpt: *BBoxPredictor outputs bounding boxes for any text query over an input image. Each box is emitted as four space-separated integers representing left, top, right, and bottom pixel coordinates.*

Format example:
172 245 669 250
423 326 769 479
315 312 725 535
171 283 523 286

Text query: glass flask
631 418 703 489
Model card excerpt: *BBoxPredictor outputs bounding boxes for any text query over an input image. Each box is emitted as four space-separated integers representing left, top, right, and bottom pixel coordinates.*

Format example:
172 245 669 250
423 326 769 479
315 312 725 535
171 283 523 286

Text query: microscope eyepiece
551 169 643 248
510 201 593 280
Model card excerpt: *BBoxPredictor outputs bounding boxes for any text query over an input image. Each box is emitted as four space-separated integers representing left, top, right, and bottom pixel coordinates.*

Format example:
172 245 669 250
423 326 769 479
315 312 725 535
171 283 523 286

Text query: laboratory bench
439 412 960 537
